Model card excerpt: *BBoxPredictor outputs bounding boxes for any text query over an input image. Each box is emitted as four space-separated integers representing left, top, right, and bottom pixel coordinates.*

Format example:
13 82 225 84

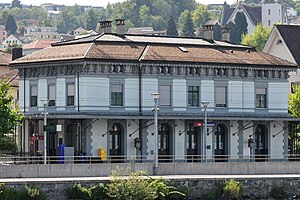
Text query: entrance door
158 123 171 162
109 123 123 162
214 124 228 162
255 125 268 162
187 124 200 162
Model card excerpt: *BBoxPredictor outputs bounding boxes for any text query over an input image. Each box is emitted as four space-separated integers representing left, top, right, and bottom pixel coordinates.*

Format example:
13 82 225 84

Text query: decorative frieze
17 61 293 80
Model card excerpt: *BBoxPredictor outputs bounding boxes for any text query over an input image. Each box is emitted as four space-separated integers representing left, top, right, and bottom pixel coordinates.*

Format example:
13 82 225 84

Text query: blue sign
207 122 215 127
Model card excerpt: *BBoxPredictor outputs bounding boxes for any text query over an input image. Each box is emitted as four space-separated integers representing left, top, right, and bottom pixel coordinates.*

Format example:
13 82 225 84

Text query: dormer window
276 39 283 45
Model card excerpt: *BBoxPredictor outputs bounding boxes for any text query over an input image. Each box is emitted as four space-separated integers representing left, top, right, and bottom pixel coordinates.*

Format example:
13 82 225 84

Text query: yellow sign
98 148 107 161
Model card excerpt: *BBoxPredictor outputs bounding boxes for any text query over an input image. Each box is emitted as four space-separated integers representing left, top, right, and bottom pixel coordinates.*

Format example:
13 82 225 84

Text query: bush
203 183 223 200
0 183 45 200
90 183 108 200
107 171 186 200
223 179 242 199
270 186 288 199
66 183 92 200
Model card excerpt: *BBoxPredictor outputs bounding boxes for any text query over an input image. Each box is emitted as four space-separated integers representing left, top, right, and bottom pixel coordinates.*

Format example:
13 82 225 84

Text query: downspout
22 68 26 156
138 44 150 159
77 71 80 112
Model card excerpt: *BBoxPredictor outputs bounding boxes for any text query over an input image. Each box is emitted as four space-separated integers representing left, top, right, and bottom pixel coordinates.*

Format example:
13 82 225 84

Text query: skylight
178 46 188 52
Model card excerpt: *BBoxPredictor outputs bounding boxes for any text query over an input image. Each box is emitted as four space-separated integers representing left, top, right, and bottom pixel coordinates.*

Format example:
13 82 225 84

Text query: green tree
11 0 22 9
230 12 248 44
288 85 300 118
0 80 23 138
5 15 17 35
85 8 98 30
139 5 151 27
241 24 271 51
192 4 211 28
179 10 194 37
166 15 177 36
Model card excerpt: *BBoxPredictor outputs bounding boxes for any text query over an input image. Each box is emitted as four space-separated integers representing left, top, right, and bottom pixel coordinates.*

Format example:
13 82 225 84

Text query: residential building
0 25 7 46
2 34 23 49
127 27 166 36
73 27 87 36
10 22 296 161
23 40 54 55
25 27 60 41
220 0 287 34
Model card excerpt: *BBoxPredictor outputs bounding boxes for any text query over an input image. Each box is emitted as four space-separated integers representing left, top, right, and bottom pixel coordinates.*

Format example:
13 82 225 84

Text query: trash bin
57 144 65 164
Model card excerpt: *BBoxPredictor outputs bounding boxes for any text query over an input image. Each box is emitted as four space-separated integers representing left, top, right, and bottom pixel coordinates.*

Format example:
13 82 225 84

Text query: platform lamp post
151 92 160 175
201 101 209 162
41 99 49 165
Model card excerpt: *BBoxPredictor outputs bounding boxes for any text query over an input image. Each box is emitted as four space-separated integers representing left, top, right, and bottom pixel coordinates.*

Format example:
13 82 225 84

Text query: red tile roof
23 40 54 50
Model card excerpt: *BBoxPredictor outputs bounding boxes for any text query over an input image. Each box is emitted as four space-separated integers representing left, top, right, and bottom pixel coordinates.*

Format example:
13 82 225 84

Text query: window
216 86 227 107
30 86 37 107
48 85 56 106
159 85 171 106
188 86 199 107
67 83 75 106
111 84 123 106
268 20 271 26
276 39 283 45
268 9 271 15
256 88 267 108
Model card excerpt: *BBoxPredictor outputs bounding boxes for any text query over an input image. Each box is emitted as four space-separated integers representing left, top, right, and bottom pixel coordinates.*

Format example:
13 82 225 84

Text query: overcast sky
2 0 236 7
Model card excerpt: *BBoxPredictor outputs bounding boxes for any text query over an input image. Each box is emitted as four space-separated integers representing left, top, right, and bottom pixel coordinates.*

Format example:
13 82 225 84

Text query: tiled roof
244 5 261 25
276 25 300 65
10 33 296 68
0 69 18 87
23 40 54 49
0 51 11 66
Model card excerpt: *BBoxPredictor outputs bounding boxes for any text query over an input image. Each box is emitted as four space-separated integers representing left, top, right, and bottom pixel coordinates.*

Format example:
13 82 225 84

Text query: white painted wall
228 81 242 112
268 82 288 112
146 120 155 160
142 78 158 111
201 80 214 110
91 119 107 156
173 79 187 112
125 78 139 111
262 3 284 28
38 79 47 112
243 82 255 112
269 121 284 159
56 78 66 111
127 121 138 156
79 77 109 110
230 121 239 160
174 120 185 158
19 80 24 111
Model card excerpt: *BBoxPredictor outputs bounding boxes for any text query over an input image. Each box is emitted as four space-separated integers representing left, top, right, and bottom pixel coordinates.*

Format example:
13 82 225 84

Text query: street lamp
201 101 209 162
41 99 49 165
151 92 160 175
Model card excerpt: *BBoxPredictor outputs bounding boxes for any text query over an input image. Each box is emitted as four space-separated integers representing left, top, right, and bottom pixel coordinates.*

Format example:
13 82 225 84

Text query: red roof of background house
23 40 54 50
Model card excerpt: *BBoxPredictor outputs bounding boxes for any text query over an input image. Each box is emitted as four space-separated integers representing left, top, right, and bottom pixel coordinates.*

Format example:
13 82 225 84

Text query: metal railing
0 154 298 165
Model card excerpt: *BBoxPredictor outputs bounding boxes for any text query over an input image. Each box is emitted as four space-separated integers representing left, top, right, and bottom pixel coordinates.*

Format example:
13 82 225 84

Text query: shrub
66 183 92 200
270 186 288 199
0 184 45 200
107 171 186 200
203 183 223 200
223 179 242 199
90 183 108 200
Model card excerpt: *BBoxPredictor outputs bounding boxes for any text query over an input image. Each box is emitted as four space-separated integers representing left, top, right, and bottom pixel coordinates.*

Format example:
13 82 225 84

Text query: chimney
12 47 23 61
202 24 214 40
98 20 112 34
221 27 230 42
115 19 126 35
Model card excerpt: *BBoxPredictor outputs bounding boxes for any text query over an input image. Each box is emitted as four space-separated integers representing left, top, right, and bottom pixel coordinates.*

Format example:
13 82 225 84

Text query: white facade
262 2 286 28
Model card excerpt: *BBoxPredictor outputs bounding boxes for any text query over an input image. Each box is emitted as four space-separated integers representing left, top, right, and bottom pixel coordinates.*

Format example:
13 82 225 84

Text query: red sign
193 121 203 127
30 136 44 141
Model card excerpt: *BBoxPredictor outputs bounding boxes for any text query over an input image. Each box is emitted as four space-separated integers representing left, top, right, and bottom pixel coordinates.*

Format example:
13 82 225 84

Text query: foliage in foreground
270 185 288 199
203 179 242 200
0 183 46 200
66 171 187 200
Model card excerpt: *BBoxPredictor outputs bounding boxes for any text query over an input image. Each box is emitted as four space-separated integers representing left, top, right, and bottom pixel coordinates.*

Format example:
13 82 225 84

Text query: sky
1 0 237 7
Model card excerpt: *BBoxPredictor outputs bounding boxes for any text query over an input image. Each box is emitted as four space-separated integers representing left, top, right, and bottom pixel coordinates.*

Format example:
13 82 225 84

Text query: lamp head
40 99 49 106
151 92 160 100
201 101 210 107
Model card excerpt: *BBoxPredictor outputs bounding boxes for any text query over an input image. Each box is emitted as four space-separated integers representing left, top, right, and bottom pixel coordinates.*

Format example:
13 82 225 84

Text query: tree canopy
289 85 300 118
230 12 248 44
0 80 23 138
179 10 195 37
241 24 271 51
166 15 177 36
5 15 17 35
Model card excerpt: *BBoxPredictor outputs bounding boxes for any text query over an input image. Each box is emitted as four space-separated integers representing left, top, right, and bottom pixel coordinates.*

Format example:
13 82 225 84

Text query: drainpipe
77 71 80 112
138 45 150 159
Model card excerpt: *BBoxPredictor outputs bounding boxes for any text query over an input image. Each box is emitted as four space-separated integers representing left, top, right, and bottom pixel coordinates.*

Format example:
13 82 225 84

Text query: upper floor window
216 86 227 108
188 86 199 107
268 20 271 26
159 85 171 106
30 86 37 107
276 39 283 45
268 9 271 15
67 83 75 106
48 85 56 106
111 84 123 106
256 88 267 108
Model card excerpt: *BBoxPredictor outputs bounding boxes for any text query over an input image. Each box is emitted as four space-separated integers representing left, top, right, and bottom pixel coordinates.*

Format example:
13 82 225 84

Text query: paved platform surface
1 174 300 183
